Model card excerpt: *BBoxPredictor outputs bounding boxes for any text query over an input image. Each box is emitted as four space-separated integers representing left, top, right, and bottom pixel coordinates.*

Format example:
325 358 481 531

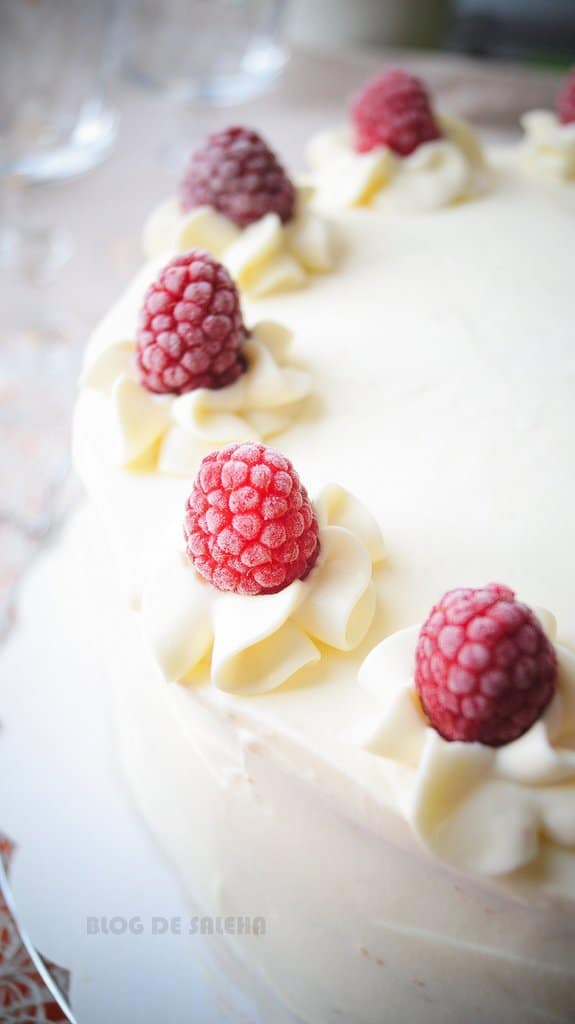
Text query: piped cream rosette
521 110 575 181
81 319 312 476
306 115 488 211
142 484 385 695
142 186 336 298
356 613 575 883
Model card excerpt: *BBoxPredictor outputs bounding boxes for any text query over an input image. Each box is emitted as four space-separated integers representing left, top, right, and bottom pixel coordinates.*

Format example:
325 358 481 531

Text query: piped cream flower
142 187 336 298
306 115 488 211
141 484 385 695
356 616 575 880
80 320 312 476
521 110 575 181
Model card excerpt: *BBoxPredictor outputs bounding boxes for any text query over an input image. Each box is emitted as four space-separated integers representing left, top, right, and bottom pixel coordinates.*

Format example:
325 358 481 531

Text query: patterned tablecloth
0 44 564 1019
0 835 72 1022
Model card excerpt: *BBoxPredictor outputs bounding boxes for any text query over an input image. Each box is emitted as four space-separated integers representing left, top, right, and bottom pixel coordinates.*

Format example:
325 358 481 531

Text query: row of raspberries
132 68 569 746
136 67 574 395
182 444 557 750
176 66 575 231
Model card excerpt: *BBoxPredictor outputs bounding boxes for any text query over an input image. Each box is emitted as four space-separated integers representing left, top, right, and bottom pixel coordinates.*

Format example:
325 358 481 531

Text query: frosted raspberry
179 126 296 228
135 250 247 395
184 443 320 596
556 68 575 125
414 584 557 747
351 68 441 156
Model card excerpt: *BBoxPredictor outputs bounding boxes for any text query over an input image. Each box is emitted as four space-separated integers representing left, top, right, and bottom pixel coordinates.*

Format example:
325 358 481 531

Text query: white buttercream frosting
142 187 336 298
80 319 311 476
74 148 575 923
521 110 575 181
142 484 384 694
306 114 488 211
357 617 575 880
40 508 575 1024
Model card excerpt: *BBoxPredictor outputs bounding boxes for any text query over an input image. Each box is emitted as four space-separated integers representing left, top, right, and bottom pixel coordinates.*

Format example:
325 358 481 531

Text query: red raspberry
135 250 247 395
179 126 296 228
556 68 575 125
351 68 441 157
414 584 557 747
184 443 320 596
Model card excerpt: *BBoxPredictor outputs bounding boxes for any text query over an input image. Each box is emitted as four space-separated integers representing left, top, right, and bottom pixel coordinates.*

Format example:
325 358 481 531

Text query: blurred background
0 0 573 635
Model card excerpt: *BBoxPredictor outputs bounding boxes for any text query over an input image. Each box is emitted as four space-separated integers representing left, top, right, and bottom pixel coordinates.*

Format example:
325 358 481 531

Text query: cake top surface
74 136 575 900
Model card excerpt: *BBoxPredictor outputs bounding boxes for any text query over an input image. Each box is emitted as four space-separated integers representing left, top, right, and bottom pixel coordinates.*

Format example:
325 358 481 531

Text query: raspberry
351 68 441 157
414 584 557 747
135 250 247 395
556 68 575 125
184 443 320 596
179 126 296 228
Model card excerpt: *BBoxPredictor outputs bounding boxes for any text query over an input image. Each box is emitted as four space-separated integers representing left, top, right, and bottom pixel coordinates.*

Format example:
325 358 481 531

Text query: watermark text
85 915 266 937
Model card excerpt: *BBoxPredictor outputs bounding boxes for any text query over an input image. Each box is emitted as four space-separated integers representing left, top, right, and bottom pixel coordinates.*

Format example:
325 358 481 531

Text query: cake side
85 531 574 1024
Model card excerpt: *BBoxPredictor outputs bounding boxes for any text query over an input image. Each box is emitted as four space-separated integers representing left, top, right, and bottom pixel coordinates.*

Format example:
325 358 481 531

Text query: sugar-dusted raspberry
179 126 296 228
556 67 575 125
351 68 441 156
135 250 247 395
184 443 320 596
414 583 557 747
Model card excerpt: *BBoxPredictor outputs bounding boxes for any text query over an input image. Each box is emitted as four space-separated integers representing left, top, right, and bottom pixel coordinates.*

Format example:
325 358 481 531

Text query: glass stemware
125 0 288 106
0 0 125 633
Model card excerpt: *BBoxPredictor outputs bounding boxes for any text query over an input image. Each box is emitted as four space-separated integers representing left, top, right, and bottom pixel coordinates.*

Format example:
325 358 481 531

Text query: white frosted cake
73 69 575 1023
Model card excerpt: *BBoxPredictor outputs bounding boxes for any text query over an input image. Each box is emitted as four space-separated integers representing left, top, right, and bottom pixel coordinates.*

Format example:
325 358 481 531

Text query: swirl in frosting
141 484 385 694
356 615 575 884
306 114 488 211
80 319 312 476
142 186 336 298
521 110 575 181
